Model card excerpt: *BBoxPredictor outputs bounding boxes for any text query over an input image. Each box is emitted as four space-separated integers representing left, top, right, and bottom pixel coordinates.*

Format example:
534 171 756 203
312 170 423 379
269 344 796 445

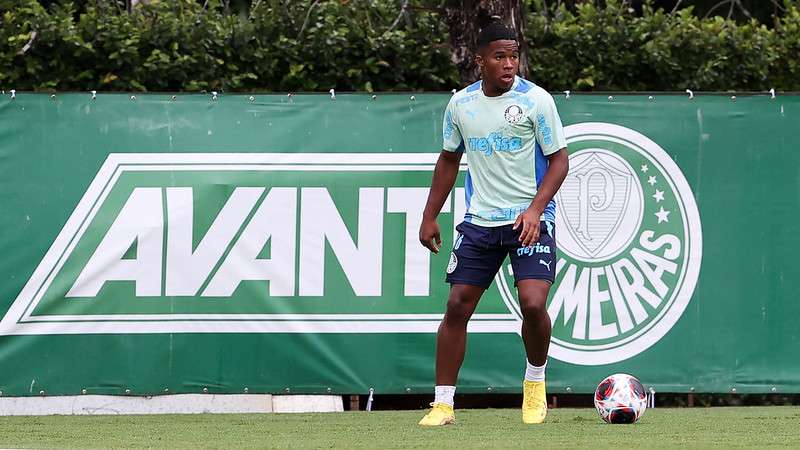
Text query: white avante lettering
204 187 297 297
298 187 384 296
165 187 263 296
387 188 451 297
67 187 164 297
67 185 463 300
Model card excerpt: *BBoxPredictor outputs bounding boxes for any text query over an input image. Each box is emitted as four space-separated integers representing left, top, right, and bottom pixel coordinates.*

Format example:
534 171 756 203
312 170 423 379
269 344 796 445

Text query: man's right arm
419 150 463 254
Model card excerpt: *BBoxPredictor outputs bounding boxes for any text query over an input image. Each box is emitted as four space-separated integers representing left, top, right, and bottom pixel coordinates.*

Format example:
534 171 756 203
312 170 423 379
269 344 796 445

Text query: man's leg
506 221 556 423
517 279 552 366
419 283 485 426
508 222 556 365
435 283 486 385
517 278 552 424
420 222 503 426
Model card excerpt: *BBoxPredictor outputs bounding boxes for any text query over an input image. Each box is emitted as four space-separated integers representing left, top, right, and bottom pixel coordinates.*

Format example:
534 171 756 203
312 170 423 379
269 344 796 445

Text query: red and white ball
594 373 648 424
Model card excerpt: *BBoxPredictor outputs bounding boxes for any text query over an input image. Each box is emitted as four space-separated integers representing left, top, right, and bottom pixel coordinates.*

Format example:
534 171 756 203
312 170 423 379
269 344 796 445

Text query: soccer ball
594 373 648 424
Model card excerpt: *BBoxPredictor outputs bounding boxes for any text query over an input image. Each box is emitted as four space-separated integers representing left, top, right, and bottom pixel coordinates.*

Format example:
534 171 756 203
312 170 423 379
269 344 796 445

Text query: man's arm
419 150 463 254
513 147 569 247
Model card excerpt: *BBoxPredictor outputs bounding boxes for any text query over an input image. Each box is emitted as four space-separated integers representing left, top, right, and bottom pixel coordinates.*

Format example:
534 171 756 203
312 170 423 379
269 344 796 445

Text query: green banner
0 92 797 396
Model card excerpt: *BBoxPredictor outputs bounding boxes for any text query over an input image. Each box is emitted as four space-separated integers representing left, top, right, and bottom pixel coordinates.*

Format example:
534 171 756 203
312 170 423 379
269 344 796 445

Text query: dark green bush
772 3 800 90
1 0 798 92
0 0 459 91
527 1 788 91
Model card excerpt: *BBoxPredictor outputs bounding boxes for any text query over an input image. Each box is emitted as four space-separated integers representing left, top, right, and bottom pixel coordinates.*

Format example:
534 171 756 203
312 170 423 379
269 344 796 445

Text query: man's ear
475 54 484 69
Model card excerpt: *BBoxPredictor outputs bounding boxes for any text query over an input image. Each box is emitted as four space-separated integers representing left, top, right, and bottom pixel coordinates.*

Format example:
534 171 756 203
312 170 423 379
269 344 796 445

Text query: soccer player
417 20 569 426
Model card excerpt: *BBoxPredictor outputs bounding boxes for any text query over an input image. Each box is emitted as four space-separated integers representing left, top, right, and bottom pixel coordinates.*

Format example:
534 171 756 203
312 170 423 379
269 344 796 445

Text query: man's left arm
514 148 568 247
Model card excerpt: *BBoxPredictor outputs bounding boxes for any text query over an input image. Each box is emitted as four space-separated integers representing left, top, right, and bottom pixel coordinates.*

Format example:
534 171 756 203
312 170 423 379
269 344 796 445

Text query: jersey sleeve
533 92 567 156
442 97 465 152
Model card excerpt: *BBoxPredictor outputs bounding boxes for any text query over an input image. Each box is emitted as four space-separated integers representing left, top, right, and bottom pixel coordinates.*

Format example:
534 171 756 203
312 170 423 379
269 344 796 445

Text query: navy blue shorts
445 221 556 288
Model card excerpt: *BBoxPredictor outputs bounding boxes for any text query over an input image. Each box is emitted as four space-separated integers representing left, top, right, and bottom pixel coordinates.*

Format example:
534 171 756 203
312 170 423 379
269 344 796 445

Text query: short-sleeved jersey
443 76 566 227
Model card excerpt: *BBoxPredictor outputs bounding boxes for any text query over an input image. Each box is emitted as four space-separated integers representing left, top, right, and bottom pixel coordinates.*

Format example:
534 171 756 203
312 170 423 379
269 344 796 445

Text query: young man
417 21 569 426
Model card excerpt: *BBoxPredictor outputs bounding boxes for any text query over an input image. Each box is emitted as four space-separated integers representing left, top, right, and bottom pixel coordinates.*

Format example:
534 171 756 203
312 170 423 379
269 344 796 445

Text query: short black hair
476 21 517 49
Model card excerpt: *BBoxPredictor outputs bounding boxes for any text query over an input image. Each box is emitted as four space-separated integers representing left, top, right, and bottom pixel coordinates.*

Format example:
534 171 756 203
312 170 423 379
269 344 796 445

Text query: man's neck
481 81 510 97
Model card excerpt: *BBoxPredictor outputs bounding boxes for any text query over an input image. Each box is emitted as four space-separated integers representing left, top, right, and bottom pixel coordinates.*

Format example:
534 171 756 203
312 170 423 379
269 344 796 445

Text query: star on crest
647 176 657 186
641 164 649 173
653 190 665 203
655 206 670 223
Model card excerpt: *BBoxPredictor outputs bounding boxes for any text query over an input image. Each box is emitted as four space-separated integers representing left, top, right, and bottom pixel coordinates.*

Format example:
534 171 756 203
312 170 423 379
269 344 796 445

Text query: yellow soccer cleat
418 402 456 426
522 380 547 424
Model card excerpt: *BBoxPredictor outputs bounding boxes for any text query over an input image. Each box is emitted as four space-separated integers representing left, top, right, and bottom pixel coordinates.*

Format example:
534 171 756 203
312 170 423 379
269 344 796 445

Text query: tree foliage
1 0 799 92
528 1 791 90
1 0 458 91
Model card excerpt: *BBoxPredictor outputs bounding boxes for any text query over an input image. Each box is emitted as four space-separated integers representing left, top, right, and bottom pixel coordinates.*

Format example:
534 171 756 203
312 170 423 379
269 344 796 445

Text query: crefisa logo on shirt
496 123 703 365
504 105 524 124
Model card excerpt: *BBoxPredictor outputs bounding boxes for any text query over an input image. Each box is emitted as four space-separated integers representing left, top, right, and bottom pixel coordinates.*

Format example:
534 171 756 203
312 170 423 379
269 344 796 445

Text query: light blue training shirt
443 76 567 227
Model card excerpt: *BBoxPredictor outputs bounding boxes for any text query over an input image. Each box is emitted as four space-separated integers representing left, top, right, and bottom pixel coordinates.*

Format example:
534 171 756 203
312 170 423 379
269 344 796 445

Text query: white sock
434 385 456 407
525 359 547 382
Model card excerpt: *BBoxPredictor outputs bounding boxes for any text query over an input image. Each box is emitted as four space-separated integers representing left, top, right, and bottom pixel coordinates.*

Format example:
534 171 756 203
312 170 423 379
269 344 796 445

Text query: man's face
477 39 520 93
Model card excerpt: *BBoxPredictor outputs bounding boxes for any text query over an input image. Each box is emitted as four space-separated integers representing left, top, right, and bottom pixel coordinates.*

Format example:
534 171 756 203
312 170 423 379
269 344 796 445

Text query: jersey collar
479 76 521 99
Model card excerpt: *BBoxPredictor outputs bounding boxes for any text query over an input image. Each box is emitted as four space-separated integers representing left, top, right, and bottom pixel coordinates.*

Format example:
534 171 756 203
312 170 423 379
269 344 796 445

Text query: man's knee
518 285 550 320
445 297 473 323
444 286 482 323
517 279 551 320
519 297 547 320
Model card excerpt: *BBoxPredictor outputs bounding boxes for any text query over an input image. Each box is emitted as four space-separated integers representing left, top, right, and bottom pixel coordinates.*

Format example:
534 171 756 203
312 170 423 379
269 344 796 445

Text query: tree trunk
443 0 529 87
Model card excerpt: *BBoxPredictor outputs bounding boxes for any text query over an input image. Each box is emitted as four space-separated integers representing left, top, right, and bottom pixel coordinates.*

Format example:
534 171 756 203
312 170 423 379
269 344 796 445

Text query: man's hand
419 218 443 254
513 207 542 248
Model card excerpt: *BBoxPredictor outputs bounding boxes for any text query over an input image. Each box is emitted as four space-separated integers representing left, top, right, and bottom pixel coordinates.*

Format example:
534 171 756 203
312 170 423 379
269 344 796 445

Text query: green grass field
0 407 797 449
